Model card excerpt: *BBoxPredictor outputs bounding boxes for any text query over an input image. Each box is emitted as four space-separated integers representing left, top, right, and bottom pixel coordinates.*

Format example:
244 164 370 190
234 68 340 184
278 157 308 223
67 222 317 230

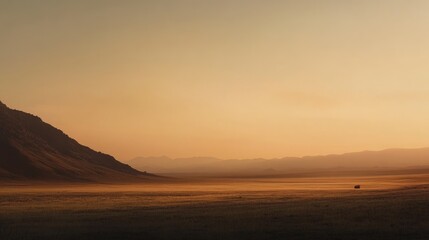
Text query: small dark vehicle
354 185 361 189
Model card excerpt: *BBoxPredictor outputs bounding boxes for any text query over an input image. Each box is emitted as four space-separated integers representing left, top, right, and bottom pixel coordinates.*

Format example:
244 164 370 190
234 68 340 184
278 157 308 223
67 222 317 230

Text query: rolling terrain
1 100 429 239
129 148 429 177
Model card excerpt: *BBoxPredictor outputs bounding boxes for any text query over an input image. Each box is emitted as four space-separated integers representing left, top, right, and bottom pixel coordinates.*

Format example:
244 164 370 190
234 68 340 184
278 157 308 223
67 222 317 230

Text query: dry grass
1 174 429 240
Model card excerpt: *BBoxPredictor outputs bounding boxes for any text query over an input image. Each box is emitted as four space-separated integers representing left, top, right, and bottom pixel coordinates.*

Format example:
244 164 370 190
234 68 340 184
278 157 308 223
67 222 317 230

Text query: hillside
0 101 153 182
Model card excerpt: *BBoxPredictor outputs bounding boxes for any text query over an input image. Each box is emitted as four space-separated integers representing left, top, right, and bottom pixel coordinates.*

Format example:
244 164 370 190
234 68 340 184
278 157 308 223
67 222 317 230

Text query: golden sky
2 0 429 160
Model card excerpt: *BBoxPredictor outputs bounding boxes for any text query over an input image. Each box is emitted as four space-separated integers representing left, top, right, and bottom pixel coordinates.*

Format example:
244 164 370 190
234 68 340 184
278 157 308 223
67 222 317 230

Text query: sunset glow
2 0 429 160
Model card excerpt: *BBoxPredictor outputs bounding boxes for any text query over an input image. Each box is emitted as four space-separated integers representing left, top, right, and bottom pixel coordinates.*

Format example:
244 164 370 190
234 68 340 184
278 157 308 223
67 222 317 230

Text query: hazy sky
2 0 429 160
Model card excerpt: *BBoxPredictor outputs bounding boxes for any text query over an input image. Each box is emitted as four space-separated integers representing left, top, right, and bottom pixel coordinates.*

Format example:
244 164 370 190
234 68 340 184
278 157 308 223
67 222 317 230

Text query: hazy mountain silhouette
128 156 220 174
129 148 429 176
0 101 153 182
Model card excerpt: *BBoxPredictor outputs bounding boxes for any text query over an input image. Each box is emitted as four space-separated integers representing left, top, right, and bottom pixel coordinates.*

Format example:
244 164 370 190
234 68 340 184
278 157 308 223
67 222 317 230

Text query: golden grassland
1 174 429 240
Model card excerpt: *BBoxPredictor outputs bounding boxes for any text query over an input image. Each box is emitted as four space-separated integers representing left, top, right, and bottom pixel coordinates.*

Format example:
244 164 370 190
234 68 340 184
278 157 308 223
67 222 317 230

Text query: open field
1 174 429 240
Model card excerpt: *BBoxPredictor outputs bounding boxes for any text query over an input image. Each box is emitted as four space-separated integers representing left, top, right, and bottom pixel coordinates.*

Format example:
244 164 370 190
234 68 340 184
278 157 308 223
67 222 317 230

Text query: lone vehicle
354 185 361 189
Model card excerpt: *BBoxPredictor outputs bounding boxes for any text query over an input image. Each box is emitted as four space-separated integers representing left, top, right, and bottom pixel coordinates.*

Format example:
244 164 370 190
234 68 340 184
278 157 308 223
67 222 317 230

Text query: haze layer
2 0 429 159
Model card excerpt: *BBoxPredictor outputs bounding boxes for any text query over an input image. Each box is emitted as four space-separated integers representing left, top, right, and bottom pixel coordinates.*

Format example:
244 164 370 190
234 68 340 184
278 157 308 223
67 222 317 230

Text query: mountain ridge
0 101 154 182
129 147 429 175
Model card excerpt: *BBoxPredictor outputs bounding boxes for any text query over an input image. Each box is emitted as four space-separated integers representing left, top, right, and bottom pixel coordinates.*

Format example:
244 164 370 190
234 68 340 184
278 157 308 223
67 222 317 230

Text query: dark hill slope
0 101 152 182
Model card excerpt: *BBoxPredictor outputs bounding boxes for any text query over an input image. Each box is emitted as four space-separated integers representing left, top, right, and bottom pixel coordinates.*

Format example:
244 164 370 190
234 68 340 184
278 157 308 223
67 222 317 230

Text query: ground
1 174 429 240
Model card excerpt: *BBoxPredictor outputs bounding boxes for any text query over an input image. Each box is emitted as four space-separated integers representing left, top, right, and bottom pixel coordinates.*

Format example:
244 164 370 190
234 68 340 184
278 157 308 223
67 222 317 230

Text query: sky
1 0 429 161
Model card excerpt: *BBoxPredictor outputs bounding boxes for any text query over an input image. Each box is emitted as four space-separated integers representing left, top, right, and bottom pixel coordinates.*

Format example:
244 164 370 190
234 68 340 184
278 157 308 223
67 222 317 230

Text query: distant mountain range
3 99 428 181
0 101 154 182
129 148 429 176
